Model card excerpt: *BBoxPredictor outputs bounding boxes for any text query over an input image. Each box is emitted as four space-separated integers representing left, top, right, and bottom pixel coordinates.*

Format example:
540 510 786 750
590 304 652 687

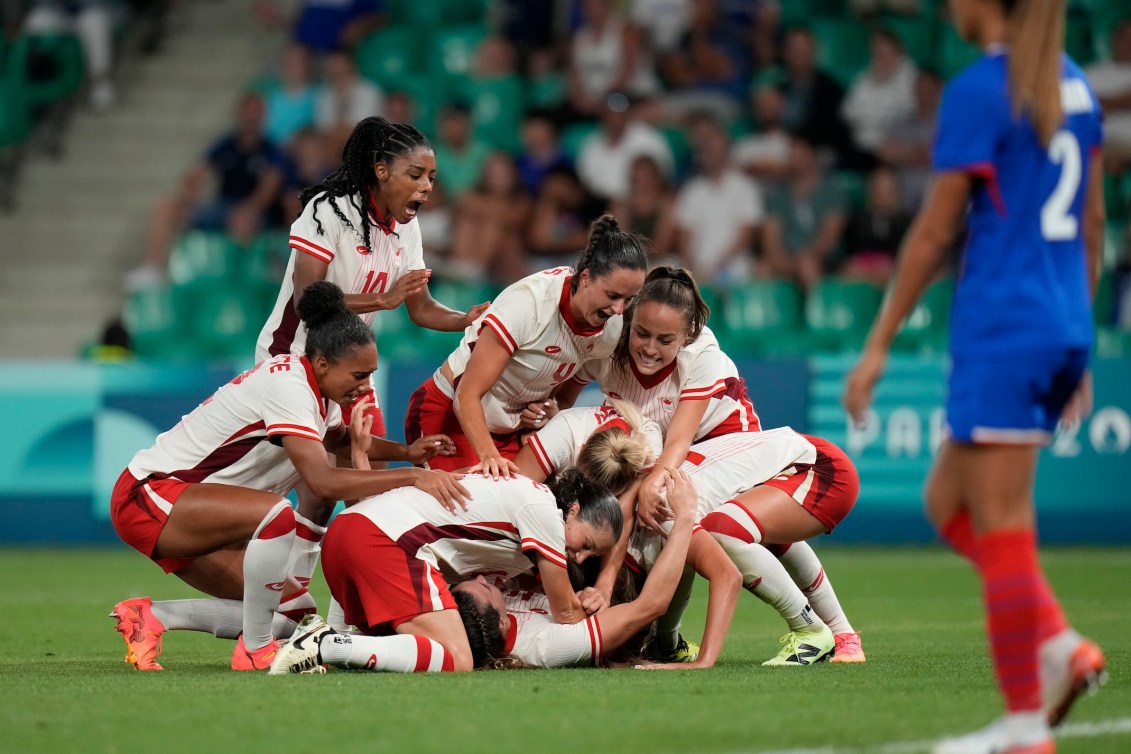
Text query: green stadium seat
719 280 806 357
1096 326 1131 357
458 75 525 153
388 0 489 26
879 14 939 69
659 124 692 177
179 283 274 360
811 18 871 87
242 232 290 287
355 26 422 91
123 285 194 361
428 25 489 86
168 231 240 285
1093 270 1116 326
1065 9 1098 65
835 170 869 214
15 33 85 107
893 277 953 353
388 73 448 139
805 279 883 351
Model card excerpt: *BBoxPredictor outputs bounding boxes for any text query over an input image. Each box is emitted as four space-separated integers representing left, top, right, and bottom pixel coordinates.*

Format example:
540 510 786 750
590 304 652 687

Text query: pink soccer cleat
830 631 866 663
231 634 281 671
110 596 166 671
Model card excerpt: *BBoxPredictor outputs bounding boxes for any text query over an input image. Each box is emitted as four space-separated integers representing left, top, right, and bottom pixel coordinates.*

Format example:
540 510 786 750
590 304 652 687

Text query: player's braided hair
453 589 506 668
298 116 431 255
570 213 649 293
296 280 374 361
614 266 710 367
550 468 624 542
576 399 655 496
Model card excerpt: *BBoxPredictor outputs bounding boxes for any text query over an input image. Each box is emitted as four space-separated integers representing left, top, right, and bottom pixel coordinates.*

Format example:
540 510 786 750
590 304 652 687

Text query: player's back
935 51 1103 354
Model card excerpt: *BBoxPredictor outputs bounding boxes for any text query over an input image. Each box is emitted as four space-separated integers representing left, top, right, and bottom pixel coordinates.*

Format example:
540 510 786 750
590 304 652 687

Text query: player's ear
373 161 390 183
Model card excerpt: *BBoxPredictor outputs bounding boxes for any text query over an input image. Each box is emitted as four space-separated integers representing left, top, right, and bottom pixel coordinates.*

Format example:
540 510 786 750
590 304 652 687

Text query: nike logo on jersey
356 245 370 255
545 345 561 354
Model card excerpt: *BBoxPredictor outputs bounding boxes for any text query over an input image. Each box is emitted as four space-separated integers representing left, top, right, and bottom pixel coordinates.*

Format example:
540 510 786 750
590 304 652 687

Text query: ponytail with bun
571 213 649 293
576 400 656 495
550 467 624 541
297 280 375 361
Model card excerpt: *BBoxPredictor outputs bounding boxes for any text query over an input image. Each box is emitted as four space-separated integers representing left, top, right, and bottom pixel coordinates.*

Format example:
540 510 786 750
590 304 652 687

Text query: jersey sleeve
525 410 587 478
402 222 426 272
478 284 540 355
512 614 603 668
260 377 324 443
678 344 729 401
932 69 1006 173
514 490 568 569
287 193 340 265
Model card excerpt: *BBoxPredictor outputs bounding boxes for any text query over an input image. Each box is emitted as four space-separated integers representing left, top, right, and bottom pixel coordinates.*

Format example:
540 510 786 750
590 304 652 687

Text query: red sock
976 529 1048 712
940 508 979 565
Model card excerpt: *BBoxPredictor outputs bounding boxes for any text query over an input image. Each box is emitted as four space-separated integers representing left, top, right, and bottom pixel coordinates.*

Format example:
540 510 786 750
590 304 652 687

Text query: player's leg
405 377 476 471
925 442 978 565
770 542 864 662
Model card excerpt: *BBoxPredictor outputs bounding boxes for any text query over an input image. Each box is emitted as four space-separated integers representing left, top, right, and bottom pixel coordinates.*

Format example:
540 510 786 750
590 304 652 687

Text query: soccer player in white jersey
109 283 466 672
267 470 623 674
404 214 648 476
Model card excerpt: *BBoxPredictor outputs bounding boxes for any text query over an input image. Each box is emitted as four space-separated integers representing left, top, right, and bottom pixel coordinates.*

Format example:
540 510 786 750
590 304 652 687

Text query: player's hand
461 301 491 328
348 395 375 458
407 434 457 464
843 347 887 428
1060 369 1093 428
577 586 610 615
663 468 697 525
635 469 672 535
519 399 558 430
375 269 431 310
467 450 520 481
413 469 470 512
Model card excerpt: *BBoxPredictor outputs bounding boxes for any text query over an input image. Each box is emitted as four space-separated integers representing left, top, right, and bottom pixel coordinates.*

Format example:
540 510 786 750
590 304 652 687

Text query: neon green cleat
761 624 834 667
656 635 700 663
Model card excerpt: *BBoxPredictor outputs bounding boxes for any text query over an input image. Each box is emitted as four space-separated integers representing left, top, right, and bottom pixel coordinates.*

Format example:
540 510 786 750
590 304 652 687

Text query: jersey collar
628 353 677 389
300 355 329 419
368 195 398 236
503 614 517 654
558 276 605 337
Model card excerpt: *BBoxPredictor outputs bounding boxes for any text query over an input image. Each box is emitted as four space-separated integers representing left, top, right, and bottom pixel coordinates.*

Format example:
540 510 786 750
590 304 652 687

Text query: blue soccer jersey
932 50 1103 356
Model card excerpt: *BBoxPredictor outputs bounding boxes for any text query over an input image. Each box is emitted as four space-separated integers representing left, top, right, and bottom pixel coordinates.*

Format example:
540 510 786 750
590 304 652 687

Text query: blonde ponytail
1007 0 1065 147
576 399 656 495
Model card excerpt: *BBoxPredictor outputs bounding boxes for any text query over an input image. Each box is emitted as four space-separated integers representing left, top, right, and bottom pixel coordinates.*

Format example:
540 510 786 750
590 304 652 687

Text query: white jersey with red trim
127 354 343 497
341 474 568 580
501 585 603 668
255 190 426 361
525 404 663 479
624 427 814 571
435 268 623 433
581 326 760 440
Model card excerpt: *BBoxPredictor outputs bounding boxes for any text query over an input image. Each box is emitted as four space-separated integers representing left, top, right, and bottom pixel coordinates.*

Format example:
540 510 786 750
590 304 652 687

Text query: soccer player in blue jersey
843 1 1107 752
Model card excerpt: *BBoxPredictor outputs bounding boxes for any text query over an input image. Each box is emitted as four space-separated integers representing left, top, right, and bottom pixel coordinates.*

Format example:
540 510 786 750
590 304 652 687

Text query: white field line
739 717 1131 754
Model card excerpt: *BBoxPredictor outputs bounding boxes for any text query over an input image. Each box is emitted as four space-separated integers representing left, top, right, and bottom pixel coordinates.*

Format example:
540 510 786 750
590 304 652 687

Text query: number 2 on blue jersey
1040 130 1081 241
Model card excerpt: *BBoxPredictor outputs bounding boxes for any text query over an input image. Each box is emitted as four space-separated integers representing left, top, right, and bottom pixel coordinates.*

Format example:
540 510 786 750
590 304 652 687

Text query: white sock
242 501 296 650
150 599 297 639
773 542 855 635
711 534 821 630
319 632 454 672
288 512 326 592
652 566 696 653
278 589 317 623
327 597 351 632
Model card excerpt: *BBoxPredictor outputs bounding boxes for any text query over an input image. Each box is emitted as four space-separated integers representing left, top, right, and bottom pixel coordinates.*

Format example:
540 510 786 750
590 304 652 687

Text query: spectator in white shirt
841 28 917 164
576 93 674 202
732 84 792 185
315 48 385 156
1085 20 1131 161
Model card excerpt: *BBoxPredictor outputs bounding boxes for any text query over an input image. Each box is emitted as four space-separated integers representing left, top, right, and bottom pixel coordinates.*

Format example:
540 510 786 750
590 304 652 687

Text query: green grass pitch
1 546 1126 754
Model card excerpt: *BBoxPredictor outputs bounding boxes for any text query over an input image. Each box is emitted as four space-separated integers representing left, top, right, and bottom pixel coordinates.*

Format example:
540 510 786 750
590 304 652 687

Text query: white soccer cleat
932 715 1053 754
268 614 333 676
1040 631 1106 727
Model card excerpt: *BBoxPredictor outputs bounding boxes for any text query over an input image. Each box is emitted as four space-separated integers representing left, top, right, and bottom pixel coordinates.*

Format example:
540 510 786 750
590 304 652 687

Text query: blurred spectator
525 48 569 116
777 27 852 161
499 0 556 59
631 0 690 55
527 165 606 269
263 43 319 146
23 0 116 110
315 47 385 156
447 152 533 284
610 154 679 263
850 0 920 17
432 102 491 201
576 92 673 202
292 0 386 54
516 110 571 196
128 93 285 290
1085 20 1131 163
568 0 661 118
839 166 911 287
841 29 917 166
1114 227 1131 328
384 90 415 125
762 131 847 291
674 114 763 285
732 84 791 185
279 127 337 223
877 68 941 212
660 0 751 122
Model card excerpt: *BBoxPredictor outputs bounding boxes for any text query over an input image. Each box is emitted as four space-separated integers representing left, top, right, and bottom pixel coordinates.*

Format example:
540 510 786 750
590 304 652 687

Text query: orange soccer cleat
231 634 281 671
110 596 166 671
830 631 866 663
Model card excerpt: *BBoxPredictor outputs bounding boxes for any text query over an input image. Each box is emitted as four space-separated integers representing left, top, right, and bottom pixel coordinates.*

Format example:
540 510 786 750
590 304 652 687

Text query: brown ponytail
1006 0 1065 147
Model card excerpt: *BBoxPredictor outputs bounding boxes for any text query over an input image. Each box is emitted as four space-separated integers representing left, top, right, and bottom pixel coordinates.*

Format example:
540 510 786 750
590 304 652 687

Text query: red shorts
109 469 195 574
320 513 456 635
340 387 387 437
759 434 859 532
404 377 525 472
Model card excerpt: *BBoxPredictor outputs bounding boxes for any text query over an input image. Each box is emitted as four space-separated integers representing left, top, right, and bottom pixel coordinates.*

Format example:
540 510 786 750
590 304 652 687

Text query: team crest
661 398 675 414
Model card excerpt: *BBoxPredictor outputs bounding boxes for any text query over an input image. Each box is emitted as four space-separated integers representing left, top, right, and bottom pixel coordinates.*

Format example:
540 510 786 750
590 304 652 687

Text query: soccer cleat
656 635 700 663
110 596 165 671
761 624 834 667
830 631 866 663
268 614 334 676
1042 637 1106 728
932 717 1053 754
231 634 281 671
